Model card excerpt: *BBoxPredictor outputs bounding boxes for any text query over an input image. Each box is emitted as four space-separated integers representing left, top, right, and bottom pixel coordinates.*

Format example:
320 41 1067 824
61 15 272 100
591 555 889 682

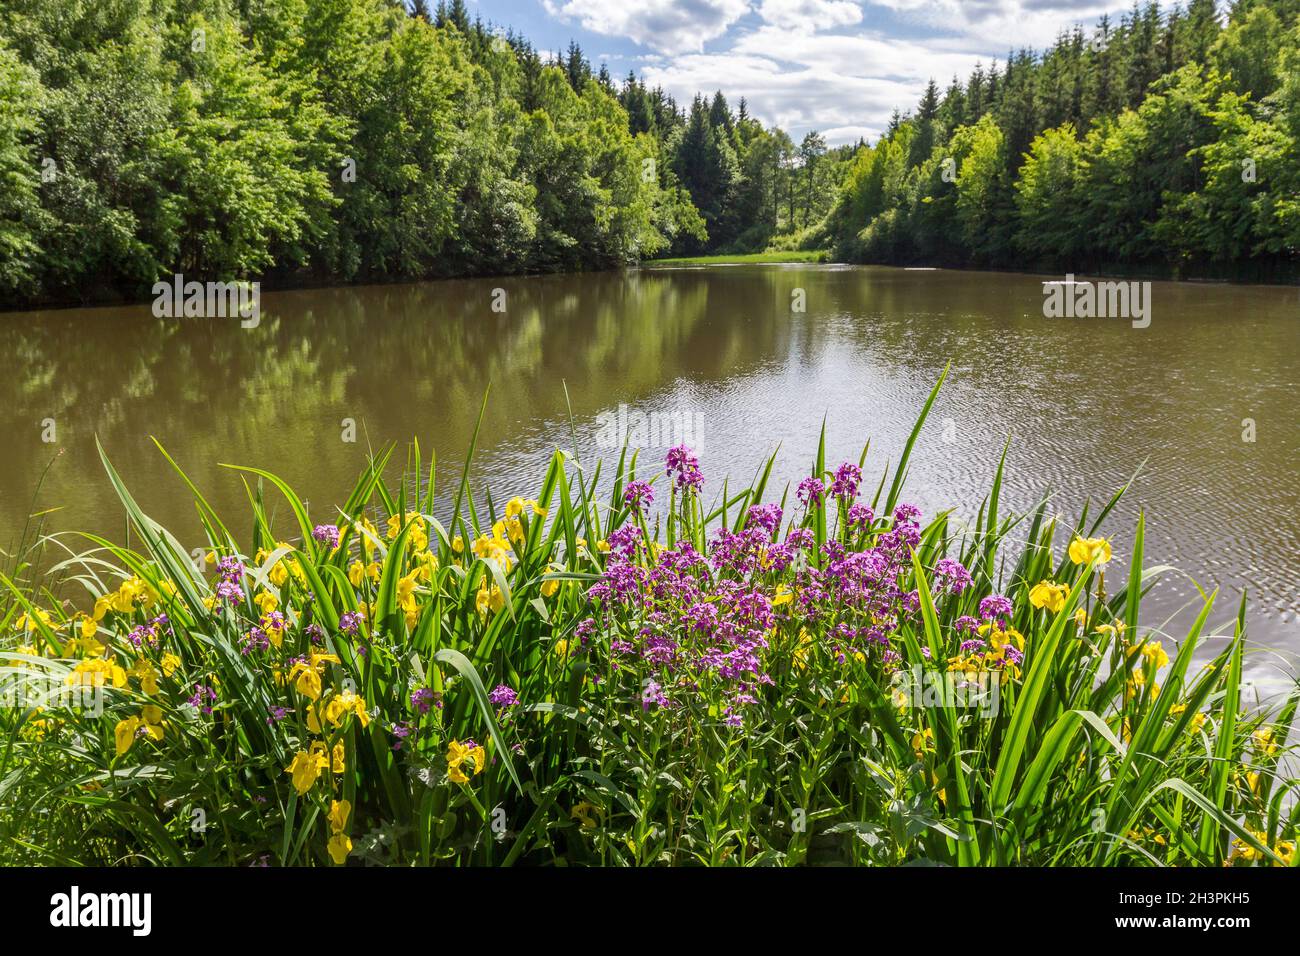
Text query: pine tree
709 91 734 134
564 40 589 90
940 76 966 138
908 78 941 166
452 0 470 30
967 62 985 118
1177 0 1222 65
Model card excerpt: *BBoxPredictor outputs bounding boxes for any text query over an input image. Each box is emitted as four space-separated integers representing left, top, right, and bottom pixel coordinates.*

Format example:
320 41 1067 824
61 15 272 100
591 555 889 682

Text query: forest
826 0 1300 279
0 0 845 306
1 0 1297 307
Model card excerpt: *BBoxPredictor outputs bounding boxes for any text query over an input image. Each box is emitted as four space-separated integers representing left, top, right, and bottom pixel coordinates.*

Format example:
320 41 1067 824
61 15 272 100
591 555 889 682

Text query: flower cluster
665 444 703 494
581 453 994 727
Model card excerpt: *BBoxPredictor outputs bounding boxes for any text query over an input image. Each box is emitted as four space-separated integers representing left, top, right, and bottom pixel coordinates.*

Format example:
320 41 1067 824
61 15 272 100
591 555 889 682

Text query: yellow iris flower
66 658 127 689
446 739 486 784
253 590 278 616
328 833 352 865
475 581 505 619
287 651 340 701
323 691 371 729
1028 580 1067 613
285 747 328 795
1068 535 1112 566
114 710 165 756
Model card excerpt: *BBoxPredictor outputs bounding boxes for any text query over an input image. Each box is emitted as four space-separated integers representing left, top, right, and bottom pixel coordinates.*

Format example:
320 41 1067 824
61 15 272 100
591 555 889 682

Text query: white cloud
642 27 986 145
821 124 876 142
870 0 1121 49
541 0 752 55
757 0 863 30
643 54 908 145
733 25 981 79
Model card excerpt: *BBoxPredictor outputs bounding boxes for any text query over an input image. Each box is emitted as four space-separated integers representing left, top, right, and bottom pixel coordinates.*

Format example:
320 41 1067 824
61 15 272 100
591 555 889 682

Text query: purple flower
830 462 862 501
623 479 654 515
933 558 972 595
312 524 341 549
188 683 218 715
241 626 270 655
665 445 704 494
641 680 669 711
339 611 363 636
214 579 243 606
488 684 519 708
216 556 244 579
893 503 921 526
846 503 875 530
410 688 440 714
786 528 815 551
127 623 155 648
797 476 826 509
607 525 642 560
979 594 1013 621
746 503 783 535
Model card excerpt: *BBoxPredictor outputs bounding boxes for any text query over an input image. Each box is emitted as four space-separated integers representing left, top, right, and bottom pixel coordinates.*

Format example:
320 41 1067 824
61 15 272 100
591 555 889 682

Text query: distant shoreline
643 251 831 266
645 254 1300 289
3 254 1296 317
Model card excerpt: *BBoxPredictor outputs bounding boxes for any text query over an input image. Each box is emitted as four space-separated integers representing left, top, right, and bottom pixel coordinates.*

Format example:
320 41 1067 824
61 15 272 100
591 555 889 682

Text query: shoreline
5 254 1297 317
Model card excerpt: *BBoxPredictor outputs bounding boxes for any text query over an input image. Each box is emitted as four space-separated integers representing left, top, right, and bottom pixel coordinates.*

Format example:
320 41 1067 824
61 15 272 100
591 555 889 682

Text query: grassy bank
645 250 833 266
1 375 1295 866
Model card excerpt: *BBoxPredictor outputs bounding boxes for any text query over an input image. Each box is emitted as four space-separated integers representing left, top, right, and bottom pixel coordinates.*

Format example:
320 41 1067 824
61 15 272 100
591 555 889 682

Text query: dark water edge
5 254 1300 314
823 255 1300 287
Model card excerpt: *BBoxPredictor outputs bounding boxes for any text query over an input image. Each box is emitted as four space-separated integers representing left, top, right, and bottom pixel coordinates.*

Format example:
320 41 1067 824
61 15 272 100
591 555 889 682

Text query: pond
3 264 1297 683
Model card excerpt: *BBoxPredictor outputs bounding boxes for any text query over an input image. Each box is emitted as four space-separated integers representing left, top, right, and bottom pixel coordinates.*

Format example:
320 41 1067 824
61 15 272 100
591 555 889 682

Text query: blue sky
469 0 1179 144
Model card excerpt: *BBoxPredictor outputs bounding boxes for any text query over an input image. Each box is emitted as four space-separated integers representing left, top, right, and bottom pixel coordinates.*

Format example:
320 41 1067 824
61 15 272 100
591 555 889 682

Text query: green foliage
830 0 1300 275
1014 124 1084 261
0 0 788 305
0 39 43 297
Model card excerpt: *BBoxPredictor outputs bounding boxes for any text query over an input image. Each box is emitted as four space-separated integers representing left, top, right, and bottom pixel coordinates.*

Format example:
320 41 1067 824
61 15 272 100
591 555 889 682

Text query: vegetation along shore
2 0 1298 311
1 379 1295 866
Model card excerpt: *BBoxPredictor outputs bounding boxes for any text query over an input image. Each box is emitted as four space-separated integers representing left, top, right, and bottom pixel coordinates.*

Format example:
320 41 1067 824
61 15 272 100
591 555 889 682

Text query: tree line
5 0 1294 307
824 0 1300 279
0 0 836 306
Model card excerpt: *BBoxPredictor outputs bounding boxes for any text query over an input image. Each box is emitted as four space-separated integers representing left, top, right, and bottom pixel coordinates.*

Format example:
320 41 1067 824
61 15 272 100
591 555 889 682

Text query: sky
469 0 1175 145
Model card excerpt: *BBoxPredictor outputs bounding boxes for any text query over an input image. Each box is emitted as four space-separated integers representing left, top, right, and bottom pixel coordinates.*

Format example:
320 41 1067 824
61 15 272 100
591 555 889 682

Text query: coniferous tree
907 79 941 167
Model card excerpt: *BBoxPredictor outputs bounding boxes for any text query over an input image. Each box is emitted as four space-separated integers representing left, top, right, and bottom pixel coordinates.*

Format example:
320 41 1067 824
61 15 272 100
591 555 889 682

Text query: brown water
3 265 1297 683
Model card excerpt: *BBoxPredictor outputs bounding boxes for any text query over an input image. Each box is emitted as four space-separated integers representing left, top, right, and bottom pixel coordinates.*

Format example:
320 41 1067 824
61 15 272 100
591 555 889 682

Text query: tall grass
0 377 1296 866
